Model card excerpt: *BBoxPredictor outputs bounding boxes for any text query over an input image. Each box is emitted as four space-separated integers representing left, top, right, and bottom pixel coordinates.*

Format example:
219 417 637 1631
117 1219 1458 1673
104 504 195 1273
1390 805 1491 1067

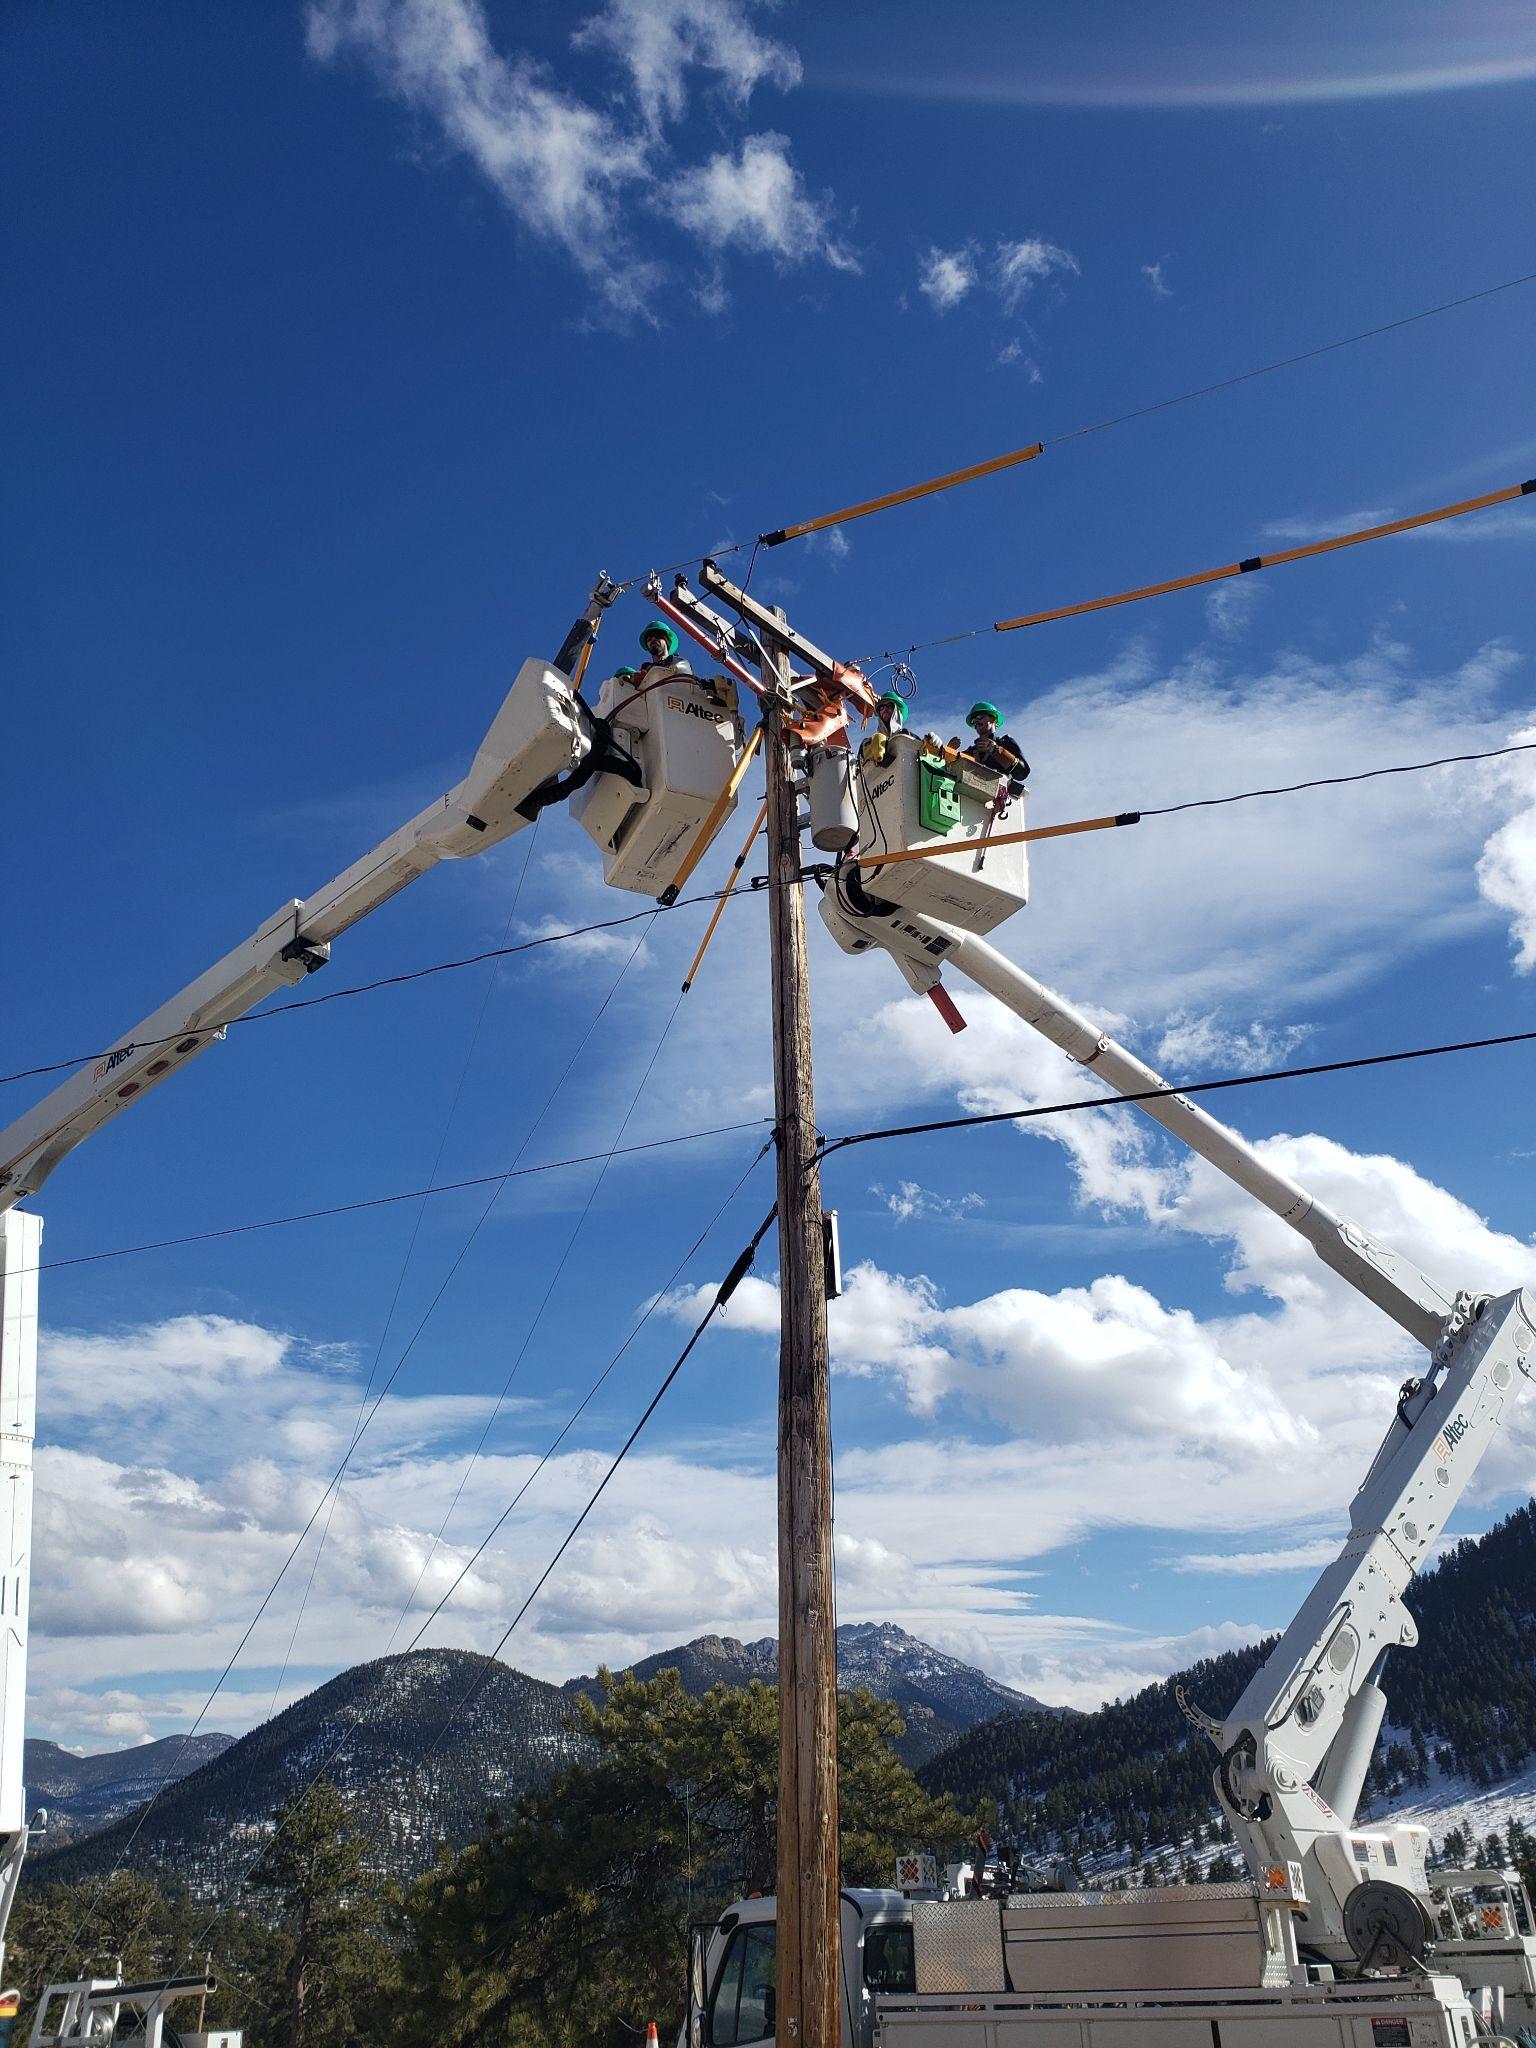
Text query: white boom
0 659 589 1212
0 647 600 1981
821 881 1535 1968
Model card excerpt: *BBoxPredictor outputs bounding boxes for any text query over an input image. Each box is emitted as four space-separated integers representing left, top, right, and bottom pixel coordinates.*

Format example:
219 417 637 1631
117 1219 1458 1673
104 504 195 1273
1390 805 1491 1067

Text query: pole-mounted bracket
749 863 833 892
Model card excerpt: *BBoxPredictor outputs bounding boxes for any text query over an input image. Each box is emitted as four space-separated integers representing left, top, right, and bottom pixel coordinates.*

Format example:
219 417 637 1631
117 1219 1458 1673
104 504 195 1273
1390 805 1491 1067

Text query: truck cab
684 1890 912 2048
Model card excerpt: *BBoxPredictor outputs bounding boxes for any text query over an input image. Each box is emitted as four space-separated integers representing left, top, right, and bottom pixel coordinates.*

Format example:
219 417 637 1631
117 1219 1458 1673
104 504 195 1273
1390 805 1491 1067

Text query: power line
1138 739 1536 818
757 267 1536 549
38 916 665 1975
174 1144 775 1965
852 736 1536 873
139 1018 1536 1955
379 979 695 1658
10 731 1536 1106
0 885 754 1093
9 1119 771 1281
423 1196 779 1745
865 476 1534 660
817 1024 1536 1160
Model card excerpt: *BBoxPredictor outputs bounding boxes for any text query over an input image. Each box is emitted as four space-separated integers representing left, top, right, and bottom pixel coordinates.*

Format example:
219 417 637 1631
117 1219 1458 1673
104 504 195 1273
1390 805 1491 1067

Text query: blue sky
5 0 1536 1747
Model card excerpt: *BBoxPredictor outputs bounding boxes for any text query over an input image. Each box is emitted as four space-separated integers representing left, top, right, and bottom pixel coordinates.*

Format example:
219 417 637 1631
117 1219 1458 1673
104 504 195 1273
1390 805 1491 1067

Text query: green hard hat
876 689 907 725
967 699 1003 729
613 665 638 679
641 619 679 657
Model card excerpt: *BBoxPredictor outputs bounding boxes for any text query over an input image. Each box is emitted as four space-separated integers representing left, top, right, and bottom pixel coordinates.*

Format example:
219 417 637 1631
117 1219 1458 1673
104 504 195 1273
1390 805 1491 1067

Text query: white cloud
1261 510 1395 543
308 0 657 307
994 235 1078 309
665 134 856 269
694 264 729 316
806 523 851 564
1153 1011 1311 1075
1173 1539 1343 1575
870 1180 984 1224
572 0 800 132
917 246 976 311
996 337 1043 379
307 0 847 310
916 235 1076 332
1142 260 1171 297
1203 579 1261 639
1263 506 1534 548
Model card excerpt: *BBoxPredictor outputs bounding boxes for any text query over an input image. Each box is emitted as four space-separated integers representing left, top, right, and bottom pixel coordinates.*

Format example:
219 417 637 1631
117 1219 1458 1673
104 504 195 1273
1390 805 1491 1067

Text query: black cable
1049 269 1536 447
174 1145 775 1959
0 887 753 1091
9 731 1536 1100
379 981 694 1657
1139 740 1536 817
817 1024 1536 1160
247 814 547 1746
7 1119 771 1281
40 915 662 1974
402 1141 772 1657
423 1197 779 1746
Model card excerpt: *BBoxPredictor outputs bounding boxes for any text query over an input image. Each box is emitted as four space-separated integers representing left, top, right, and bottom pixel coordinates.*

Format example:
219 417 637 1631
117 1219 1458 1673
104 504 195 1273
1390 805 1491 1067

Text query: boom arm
822 886 1535 1959
0 648 594 1974
819 888 1456 1347
0 658 588 1210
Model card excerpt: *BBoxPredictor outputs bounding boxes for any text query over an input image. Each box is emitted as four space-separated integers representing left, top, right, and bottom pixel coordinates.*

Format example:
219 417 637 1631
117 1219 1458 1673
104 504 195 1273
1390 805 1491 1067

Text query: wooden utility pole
761 614 841 2048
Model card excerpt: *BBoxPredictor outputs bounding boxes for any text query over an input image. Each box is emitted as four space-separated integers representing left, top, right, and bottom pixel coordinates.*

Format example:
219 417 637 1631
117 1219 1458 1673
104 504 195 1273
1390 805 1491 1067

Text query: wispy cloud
1260 509 1395 544
1262 504 1536 547
1173 1539 1343 1575
869 1180 984 1225
572 0 800 133
996 338 1043 379
995 236 1078 309
307 0 849 313
1142 260 1171 298
915 235 1077 334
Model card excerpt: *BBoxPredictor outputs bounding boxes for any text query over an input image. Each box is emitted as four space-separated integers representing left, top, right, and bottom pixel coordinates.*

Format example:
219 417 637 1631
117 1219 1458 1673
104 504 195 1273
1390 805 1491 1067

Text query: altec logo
666 696 727 724
91 1045 134 1083
1435 1413 1472 1458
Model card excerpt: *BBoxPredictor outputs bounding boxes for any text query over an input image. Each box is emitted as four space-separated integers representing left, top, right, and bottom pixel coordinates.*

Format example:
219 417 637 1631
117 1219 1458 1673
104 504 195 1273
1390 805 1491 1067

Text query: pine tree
247 1777 382 2048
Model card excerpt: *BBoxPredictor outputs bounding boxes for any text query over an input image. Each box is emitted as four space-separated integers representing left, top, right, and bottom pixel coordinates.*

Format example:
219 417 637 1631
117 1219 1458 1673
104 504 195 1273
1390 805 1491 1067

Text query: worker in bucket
859 688 907 765
633 618 692 684
951 700 1029 795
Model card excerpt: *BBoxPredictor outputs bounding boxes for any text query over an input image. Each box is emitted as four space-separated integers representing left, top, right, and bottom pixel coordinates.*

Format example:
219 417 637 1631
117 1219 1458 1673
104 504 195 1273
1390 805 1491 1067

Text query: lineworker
859 689 907 765
633 618 693 684
949 700 1029 796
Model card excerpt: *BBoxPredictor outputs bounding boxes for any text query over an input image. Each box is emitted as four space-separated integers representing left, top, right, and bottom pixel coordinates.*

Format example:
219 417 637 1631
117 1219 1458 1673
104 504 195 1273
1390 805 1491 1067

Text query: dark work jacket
953 730 1030 784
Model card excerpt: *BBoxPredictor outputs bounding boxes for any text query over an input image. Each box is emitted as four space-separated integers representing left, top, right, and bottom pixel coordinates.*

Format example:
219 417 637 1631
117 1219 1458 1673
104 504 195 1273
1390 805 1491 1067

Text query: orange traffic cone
645 2028 659 2048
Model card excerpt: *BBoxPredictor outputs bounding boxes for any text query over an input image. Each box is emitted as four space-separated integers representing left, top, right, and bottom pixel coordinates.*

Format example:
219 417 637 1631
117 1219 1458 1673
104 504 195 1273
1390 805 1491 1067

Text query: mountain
24 1734 237 1843
566 1620 1060 1768
919 1504 1536 1872
30 1623 1048 1890
30 1648 582 1897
